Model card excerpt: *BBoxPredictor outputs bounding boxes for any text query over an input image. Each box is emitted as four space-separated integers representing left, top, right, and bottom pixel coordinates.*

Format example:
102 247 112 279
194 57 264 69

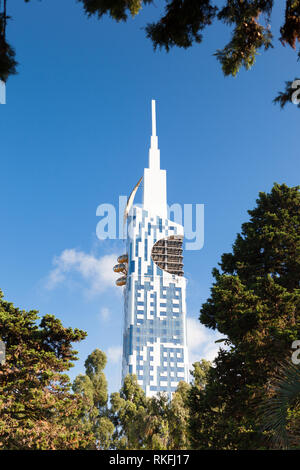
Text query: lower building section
121 206 189 399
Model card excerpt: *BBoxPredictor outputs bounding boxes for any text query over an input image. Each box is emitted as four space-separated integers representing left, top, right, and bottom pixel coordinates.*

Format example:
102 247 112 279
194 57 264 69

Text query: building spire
143 99 167 218
152 99 157 137
149 99 159 166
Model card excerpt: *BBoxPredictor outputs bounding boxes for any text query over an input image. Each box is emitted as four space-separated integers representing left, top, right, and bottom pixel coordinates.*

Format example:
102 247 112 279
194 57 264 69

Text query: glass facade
118 100 189 399
122 207 189 398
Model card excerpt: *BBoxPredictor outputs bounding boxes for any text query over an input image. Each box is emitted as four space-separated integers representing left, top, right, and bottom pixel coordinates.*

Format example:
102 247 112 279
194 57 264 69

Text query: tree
169 380 191 449
190 359 211 389
0 4 17 82
191 183 300 449
110 374 192 449
73 349 114 449
261 360 300 449
142 392 171 449
76 0 300 81
0 289 94 449
1 1 299 108
110 374 149 449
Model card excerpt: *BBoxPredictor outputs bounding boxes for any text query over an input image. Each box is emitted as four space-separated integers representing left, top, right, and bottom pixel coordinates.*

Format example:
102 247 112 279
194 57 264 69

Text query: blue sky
0 1 299 393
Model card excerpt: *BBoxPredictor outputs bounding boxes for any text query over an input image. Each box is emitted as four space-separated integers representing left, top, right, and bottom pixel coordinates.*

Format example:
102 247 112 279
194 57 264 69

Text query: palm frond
260 361 300 449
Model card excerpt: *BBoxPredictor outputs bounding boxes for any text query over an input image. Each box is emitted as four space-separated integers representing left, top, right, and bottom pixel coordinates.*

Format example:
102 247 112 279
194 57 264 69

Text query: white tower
115 101 189 398
143 100 167 219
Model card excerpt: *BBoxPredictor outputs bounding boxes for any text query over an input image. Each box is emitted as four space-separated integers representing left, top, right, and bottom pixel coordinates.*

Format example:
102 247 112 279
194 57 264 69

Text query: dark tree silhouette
1 2 299 101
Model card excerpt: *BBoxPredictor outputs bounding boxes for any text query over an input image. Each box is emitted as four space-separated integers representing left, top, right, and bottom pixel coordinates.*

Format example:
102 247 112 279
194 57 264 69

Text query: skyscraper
114 101 189 398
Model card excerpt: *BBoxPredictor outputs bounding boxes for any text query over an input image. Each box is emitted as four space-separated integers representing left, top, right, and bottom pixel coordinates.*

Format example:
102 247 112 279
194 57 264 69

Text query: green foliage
279 0 300 49
145 0 217 51
190 359 211 388
215 0 274 77
214 19 273 77
0 290 93 449
78 0 299 103
0 14 17 82
110 374 192 449
73 348 114 449
168 381 191 449
192 183 300 449
78 0 150 21
110 374 149 449
261 360 300 449
0 0 298 105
